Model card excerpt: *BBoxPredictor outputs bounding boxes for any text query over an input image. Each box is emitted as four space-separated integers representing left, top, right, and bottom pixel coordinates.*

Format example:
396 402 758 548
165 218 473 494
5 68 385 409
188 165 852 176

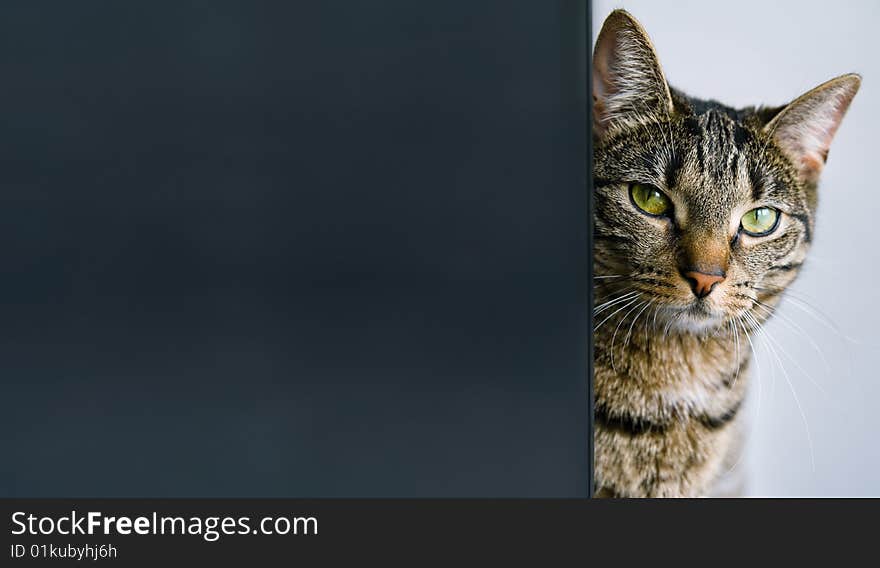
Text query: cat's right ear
764 74 861 185
593 10 674 138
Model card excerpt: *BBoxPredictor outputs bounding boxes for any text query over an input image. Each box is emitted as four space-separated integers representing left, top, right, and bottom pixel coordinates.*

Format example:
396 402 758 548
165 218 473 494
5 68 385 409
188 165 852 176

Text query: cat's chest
594 334 748 420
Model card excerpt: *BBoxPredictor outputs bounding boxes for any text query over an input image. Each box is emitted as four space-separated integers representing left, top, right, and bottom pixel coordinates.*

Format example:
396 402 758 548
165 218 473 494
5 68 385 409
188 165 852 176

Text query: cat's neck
594 308 750 420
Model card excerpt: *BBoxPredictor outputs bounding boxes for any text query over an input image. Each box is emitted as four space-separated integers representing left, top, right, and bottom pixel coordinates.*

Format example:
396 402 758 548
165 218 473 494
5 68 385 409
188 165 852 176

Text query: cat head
593 9 860 334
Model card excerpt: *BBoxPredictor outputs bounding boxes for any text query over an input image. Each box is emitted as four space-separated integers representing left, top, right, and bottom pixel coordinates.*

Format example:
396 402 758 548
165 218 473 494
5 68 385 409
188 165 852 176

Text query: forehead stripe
748 165 765 202
664 151 683 189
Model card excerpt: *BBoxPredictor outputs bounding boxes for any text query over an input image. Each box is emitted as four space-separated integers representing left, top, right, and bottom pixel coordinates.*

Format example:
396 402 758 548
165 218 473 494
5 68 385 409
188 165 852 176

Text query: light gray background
593 0 880 496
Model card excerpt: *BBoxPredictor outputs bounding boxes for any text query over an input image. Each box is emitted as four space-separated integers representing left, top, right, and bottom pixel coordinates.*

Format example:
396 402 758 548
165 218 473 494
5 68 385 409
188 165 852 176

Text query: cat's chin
664 302 728 335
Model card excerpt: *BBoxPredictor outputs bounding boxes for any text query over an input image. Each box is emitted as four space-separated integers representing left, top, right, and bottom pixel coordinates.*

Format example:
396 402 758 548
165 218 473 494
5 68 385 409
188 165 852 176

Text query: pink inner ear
801 154 826 177
591 11 674 137
591 26 623 133
782 111 843 182
794 122 835 177
768 75 860 183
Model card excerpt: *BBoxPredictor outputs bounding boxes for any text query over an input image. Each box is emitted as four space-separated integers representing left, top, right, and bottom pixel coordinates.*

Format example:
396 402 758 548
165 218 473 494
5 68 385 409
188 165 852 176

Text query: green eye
740 207 780 236
629 183 671 216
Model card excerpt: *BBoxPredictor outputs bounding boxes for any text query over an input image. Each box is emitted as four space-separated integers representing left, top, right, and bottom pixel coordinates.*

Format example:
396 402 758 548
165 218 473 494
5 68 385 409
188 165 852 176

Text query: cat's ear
592 10 673 137
765 74 861 184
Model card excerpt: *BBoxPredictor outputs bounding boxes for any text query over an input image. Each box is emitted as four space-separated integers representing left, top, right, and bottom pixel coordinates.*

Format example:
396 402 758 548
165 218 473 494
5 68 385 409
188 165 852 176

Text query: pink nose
683 270 725 298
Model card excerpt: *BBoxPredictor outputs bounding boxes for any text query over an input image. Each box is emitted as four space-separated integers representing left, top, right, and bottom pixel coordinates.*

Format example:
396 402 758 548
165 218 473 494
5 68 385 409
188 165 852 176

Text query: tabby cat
592 10 859 497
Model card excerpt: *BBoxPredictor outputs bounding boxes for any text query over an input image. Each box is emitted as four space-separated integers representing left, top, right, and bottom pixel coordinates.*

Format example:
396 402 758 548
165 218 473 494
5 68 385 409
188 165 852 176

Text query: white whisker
593 290 639 317
611 301 646 372
624 300 652 350
594 296 641 335
750 302 827 395
745 310 815 472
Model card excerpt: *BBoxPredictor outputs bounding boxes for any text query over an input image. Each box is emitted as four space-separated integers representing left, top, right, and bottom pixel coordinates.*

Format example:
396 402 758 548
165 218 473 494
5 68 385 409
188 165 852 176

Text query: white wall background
593 0 880 496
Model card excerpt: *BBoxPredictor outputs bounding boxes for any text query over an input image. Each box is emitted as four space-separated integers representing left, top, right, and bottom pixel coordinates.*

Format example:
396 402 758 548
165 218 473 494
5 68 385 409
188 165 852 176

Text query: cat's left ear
765 74 861 184
592 10 674 138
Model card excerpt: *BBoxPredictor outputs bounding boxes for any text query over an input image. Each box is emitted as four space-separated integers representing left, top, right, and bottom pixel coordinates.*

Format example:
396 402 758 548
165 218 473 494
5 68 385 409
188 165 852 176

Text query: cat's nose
683 270 726 298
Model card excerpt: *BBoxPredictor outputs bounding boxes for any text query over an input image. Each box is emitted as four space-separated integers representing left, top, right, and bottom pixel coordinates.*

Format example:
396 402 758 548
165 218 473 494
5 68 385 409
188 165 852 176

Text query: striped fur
592 10 859 497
